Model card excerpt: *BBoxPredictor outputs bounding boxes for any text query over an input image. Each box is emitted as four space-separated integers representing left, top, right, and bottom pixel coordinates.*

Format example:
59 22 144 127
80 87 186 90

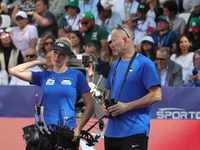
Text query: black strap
116 51 137 101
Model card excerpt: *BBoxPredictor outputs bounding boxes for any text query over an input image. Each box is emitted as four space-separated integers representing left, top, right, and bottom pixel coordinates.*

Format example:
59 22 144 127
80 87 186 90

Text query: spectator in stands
94 0 122 33
183 49 200 87
10 11 38 59
137 2 157 35
0 61 8 85
112 0 139 21
69 30 85 57
49 0 67 25
79 12 109 56
146 0 163 21
9 48 42 85
150 15 178 54
0 30 23 80
85 43 110 78
0 15 2 27
101 34 119 65
170 35 194 81
0 1 9 14
155 47 183 87
188 17 200 52
185 0 200 34
27 0 58 38
140 36 156 61
79 0 99 17
45 49 53 70
163 1 186 36
183 0 193 12
59 0 81 32
37 34 55 60
123 13 145 49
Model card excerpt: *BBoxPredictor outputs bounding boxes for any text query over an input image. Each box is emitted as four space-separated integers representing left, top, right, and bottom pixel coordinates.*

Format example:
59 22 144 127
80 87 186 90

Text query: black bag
22 124 40 146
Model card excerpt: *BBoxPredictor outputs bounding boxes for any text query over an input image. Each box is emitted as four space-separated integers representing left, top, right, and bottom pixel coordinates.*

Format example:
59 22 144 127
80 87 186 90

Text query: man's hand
105 102 129 117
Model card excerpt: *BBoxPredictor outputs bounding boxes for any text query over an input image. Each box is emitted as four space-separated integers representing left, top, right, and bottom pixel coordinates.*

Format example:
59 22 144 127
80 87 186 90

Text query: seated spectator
10 11 38 59
49 0 67 25
79 0 99 17
79 12 109 55
184 0 200 34
155 47 183 87
9 48 42 85
163 1 186 36
188 17 200 52
183 49 200 87
0 61 8 85
112 0 139 21
140 36 156 61
137 2 157 35
59 0 81 31
27 0 58 38
170 35 194 82
123 13 145 48
45 50 53 71
37 34 55 60
150 15 178 54
146 0 163 21
85 43 110 78
101 34 119 65
94 0 122 33
68 30 85 57
0 30 24 80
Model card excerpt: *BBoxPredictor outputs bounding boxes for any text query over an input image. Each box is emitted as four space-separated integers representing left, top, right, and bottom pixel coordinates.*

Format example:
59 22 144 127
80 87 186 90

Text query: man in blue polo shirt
150 15 178 54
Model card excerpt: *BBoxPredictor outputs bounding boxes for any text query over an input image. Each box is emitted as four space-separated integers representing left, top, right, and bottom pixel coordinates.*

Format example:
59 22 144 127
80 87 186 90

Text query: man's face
24 49 38 62
194 54 200 70
157 20 169 31
36 1 47 14
125 20 137 30
156 51 170 69
85 46 99 57
163 8 174 18
137 11 146 20
194 5 200 14
102 10 112 18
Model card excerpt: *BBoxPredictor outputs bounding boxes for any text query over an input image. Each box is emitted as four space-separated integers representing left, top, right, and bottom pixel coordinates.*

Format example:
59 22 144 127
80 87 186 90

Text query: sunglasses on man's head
16 16 25 21
44 42 53 46
116 24 130 39
25 54 36 58
0 33 9 39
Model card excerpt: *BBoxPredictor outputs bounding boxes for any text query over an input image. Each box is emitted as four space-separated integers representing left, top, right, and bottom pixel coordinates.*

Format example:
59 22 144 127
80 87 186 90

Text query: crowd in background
0 0 200 116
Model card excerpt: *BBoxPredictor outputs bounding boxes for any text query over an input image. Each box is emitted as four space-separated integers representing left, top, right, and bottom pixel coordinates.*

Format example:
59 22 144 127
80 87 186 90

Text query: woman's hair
141 42 156 61
0 31 17 52
175 35 193 57
70 30 84 50
38 35 56 55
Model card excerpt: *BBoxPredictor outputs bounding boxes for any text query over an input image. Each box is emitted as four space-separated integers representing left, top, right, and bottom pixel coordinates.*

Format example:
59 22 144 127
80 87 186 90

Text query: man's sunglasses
44 42 54 46
156 58 167 61
25 54 36 58
116 24 130 39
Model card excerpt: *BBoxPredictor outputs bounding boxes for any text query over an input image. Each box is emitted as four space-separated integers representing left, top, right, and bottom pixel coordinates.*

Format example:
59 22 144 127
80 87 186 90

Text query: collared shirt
94 11 122 33
160 68 168 87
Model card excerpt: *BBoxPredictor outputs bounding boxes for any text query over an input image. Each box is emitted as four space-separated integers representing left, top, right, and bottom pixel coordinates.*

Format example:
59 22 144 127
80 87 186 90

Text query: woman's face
194 54 200 70
67 6 78 16
69 33 80 47
51 49 69 67
44 38 54 52
179 36 190 52
142 41 153 51
0 32 11 46
15 16 27 29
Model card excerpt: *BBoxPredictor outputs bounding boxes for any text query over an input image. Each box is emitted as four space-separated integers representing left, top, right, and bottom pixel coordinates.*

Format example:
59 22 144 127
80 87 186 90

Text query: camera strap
116 51 137 101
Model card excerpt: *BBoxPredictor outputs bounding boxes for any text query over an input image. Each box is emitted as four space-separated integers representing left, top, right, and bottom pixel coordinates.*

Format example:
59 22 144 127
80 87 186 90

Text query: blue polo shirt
150 30 178 51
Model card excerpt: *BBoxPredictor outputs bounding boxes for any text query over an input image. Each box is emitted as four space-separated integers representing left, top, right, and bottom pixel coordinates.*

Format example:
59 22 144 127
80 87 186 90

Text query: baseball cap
65 0 80 13
79 12 94 22
137 3 149 13
15 11 28 19
141 36 154 43
100 0 114 10
123 13 139 22
189 17 200 32
51 42 71 56
157 15 170 23
190 0 200 7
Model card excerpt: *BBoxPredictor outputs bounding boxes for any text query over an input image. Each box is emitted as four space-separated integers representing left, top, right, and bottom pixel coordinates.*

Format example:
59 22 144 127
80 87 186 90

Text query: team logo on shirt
61 79 71 85
91 32 97 40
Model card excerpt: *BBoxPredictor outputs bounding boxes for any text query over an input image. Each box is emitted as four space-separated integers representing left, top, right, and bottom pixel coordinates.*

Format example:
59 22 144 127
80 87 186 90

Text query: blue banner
0 86 200 119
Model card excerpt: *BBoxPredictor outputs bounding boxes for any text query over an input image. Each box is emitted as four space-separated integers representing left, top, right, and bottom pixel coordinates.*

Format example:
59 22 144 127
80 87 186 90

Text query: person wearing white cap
184 0 200 34
94 0 122 33
140 36 156 61
10 11 38 59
